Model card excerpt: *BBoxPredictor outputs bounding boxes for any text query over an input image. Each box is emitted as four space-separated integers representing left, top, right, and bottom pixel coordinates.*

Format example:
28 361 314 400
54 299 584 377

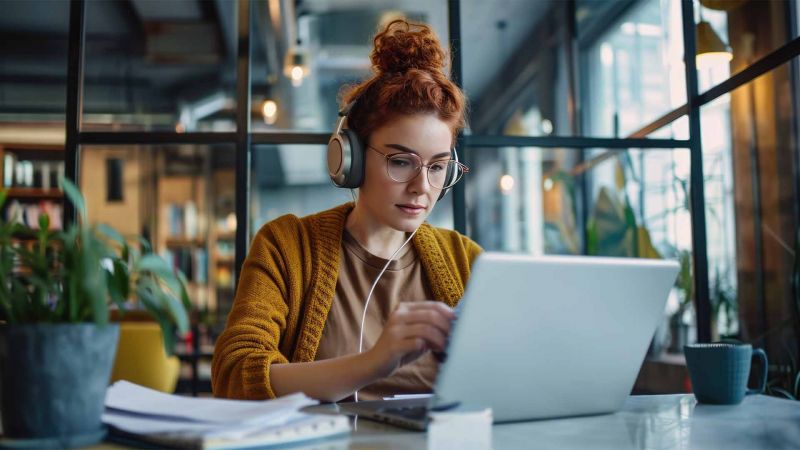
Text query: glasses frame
367 145 470 189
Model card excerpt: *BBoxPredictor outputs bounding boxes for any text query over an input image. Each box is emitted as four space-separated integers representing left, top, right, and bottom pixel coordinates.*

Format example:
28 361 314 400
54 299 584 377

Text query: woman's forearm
269 349 388 402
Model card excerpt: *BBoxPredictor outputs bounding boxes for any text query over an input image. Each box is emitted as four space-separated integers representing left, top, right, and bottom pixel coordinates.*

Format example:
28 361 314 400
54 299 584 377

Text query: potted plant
0 180 190 447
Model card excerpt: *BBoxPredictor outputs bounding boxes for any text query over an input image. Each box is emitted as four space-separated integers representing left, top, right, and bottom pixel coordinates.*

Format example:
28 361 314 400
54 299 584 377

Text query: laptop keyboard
378 405 429 421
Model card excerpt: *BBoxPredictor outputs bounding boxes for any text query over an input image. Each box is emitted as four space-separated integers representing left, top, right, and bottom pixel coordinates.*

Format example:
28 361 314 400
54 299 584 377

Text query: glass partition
579 0 687 137
250 1 449 133
0 0 69 124
80 144 235 330
694 0 798 93
466 144 694 353
699 60 798 347
83 0 238 132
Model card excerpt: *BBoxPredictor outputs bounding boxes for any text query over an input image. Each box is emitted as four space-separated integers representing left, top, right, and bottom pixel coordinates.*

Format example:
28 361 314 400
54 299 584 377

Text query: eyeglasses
367 145 469 190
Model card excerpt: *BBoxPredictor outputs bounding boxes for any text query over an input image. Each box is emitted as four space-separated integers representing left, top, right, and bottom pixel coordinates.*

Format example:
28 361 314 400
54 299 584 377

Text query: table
93 394 800 449
304 394 800 449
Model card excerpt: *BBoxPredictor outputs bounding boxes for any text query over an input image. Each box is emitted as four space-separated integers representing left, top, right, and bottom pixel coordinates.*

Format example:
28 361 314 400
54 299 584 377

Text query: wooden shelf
216 232 235 240
1 143 63 152
216 257 234 264
4 187 63 200
165 237 206 247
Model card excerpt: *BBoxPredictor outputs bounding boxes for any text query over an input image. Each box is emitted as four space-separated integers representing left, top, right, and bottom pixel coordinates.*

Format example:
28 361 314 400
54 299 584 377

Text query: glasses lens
427 161 453 188
387 154 420 182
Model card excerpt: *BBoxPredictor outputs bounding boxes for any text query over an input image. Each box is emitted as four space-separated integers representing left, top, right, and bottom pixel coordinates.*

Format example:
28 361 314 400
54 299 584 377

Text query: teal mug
684 343 768 405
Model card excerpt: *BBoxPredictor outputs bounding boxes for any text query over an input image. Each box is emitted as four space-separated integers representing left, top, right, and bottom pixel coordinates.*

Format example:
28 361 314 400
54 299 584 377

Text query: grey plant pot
0 323 119 442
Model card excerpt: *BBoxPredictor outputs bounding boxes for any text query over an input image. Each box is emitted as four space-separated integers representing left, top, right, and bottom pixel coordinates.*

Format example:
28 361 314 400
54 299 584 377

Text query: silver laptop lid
432 253 679 422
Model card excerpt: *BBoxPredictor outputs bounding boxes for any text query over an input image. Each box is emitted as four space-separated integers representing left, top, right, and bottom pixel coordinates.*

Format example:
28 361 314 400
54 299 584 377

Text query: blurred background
0 0 798 398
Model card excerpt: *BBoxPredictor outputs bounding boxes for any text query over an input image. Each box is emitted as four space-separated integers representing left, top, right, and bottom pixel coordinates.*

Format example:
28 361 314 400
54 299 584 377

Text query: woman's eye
390 158 413 167
429 163 446 172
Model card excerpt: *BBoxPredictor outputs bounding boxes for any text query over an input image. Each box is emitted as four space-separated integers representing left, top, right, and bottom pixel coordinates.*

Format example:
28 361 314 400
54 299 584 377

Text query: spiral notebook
103 381 351 450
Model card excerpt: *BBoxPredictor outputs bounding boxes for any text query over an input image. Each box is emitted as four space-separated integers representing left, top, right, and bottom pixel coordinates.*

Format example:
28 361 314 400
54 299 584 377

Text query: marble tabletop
298 394 800 450
90 393 800 449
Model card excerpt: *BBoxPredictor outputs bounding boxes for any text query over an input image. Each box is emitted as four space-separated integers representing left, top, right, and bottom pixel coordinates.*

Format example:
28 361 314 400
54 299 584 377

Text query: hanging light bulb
284 40 309 87
499 174 515 193
696 21 732 70
261 99 278 124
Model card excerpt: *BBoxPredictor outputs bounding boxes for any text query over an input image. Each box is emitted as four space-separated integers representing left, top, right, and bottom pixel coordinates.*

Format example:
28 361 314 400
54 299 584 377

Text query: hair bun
371 20 447 76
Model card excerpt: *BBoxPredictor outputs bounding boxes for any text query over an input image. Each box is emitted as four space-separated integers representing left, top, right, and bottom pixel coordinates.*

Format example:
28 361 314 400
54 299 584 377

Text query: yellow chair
110 319 180 393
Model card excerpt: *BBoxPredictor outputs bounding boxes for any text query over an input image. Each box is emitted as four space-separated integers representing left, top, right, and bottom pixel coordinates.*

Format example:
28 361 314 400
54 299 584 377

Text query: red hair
341 19 467 145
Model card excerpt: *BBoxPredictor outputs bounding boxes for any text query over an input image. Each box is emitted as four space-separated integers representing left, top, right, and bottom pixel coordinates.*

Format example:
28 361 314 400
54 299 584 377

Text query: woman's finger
402 323 447 352
398 309 452 335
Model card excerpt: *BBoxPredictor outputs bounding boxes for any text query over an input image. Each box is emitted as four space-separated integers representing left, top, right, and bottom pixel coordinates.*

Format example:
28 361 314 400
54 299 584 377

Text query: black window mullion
65 0 86 227
234 0 252 290
681 0 712 344
448 0 467 235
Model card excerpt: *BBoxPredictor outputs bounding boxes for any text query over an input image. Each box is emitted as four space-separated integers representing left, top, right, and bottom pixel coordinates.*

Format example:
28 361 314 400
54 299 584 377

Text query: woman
211 19 481 402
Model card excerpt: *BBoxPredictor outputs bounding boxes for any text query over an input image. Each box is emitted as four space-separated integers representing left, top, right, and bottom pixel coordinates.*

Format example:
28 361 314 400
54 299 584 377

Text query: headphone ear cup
341 128 365 188
327 133 347 187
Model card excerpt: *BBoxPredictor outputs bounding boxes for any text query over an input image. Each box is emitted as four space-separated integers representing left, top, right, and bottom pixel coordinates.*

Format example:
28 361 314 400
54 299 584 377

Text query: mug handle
746 348 768 395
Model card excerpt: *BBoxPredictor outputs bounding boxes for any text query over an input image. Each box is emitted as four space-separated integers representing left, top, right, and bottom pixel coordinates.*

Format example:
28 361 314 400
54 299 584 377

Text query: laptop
339 252 680 430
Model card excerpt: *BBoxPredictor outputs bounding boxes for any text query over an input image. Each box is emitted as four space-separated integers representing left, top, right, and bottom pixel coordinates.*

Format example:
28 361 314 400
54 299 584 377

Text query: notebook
103 381 351 450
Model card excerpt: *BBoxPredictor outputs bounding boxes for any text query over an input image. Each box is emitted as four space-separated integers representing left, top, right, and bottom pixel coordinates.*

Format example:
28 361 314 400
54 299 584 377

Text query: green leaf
155 286 189 335
9 279 29 323
106 269 127 310
139 237 152 254
38 213 50 232
138 276 188 334
113 259 130 299
61 178 87 223
176 271 192 311
0 189 6 209
137 254 183 297
97 223 126 247
80 232 108 324
136 282 179 355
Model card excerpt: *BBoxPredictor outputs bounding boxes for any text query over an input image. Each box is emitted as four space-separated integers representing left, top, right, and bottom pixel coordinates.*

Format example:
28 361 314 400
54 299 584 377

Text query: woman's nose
407 166 433 195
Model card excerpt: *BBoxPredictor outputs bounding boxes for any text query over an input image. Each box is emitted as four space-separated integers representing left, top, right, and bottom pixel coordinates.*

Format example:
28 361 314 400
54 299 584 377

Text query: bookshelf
154 158 235 395
209 168 236 325
1 143 65 231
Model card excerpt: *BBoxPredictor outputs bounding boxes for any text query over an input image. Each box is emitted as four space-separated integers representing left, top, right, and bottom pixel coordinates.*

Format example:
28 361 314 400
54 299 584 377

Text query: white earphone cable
353 226 419 402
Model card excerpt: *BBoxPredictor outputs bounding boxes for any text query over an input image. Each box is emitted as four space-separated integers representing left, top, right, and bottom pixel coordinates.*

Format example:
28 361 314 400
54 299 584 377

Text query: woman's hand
365 301 455 378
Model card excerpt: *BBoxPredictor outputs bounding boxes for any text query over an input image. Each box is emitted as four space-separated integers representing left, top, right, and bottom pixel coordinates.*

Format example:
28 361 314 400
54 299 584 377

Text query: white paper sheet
105 380 316 425
103 408 314 440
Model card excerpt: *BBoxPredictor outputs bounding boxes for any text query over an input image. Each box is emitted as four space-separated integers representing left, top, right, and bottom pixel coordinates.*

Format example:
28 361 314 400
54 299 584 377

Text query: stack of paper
103 381 351 449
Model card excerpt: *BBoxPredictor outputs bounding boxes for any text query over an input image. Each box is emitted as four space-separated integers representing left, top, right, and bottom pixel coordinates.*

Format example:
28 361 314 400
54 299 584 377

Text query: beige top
316 229 439 401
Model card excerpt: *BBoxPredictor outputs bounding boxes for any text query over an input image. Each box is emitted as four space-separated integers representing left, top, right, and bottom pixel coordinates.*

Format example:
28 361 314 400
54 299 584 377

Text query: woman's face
359 113 453 232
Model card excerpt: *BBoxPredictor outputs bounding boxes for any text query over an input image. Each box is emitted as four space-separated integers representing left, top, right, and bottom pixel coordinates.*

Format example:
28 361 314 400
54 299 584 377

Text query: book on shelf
103 381 351 450
215 239 234 260
3 153 64 190
166 202 202 238
4 199 63 230
161 248 208 284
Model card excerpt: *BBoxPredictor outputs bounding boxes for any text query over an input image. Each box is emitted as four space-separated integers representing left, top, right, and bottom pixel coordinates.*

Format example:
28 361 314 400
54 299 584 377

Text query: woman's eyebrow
386 143 452 159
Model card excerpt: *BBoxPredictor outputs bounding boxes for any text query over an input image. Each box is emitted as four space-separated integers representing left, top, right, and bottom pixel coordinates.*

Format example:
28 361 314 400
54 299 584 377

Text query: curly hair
340 19 467 145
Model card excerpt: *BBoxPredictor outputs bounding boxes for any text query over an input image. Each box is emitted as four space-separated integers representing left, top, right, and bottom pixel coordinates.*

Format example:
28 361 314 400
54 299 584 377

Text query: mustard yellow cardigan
211 202 482 399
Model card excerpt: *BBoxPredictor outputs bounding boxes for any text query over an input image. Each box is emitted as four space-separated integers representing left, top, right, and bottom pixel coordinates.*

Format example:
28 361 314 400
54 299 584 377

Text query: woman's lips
396 204 426 216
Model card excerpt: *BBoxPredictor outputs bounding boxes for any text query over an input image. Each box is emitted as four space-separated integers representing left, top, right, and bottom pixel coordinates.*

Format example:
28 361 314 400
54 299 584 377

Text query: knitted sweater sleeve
462 234 483 267
211 220 297 400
